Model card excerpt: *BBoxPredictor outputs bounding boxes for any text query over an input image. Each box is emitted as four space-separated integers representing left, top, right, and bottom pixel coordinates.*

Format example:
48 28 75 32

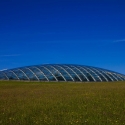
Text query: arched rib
18 69 30 80
2 72 9 80
85 67 102 82
33 66 49 81
90 67 108 81
71 65 89 81
56 65 74 81
77 66 96 81
50 65 66 81
112 73 123 81
99 69 113 81
26 68 40 81
106 72 118 81
64 65 82 81
117 74 125 80
9 70 20 80
41 66 58 81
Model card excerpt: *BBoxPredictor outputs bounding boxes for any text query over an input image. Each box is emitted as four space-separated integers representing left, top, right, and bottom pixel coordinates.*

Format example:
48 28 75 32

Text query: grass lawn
0 81 125 125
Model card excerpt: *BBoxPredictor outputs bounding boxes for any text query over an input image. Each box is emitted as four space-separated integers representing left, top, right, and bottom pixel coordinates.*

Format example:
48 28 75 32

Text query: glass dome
0 64 125 82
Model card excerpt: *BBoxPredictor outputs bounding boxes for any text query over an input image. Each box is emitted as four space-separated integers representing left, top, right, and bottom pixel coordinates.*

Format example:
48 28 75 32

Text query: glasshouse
0 64 125 82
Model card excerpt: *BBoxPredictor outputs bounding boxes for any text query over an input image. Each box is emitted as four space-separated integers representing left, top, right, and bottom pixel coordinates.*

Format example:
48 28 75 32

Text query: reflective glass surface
0 64 125 82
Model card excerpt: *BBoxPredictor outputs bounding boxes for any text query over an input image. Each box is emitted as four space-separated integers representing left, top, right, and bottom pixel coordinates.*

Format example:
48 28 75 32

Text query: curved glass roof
0 64 125 82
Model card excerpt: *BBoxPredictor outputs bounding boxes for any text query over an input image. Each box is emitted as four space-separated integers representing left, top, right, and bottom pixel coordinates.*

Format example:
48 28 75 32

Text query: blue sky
0 0 125 74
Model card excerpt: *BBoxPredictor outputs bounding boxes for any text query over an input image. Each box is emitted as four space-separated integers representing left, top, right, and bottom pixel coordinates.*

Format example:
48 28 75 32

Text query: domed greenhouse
0 64 125 82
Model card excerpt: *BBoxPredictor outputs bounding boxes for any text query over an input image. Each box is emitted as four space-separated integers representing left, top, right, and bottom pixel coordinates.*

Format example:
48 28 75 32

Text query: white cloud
0 54 21 57
114 39 125 42
0 69 7 71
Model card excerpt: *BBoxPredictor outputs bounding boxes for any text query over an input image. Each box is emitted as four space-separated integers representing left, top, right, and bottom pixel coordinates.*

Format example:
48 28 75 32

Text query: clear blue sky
0 0 125 74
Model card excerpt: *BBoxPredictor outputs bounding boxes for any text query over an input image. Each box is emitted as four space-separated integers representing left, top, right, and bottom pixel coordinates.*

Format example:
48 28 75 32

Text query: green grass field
0 81 125 125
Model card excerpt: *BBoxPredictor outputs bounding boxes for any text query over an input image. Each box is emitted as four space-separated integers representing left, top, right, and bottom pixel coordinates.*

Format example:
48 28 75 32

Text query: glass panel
53 65 73 81
29 67 47 81
76 66 94 81
37 66 56 81
117 74 125 81
84 67 101 81
112 73 123 81
13 69 28 80
68 65 87 81
4 71 18 80
21 68 37 81
46 65 65 81
97 69 112 81
55 74 65 81
60 65 80 81
90 68 107 81
110 73 118 81
105 72 116 81
0 72 8 80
